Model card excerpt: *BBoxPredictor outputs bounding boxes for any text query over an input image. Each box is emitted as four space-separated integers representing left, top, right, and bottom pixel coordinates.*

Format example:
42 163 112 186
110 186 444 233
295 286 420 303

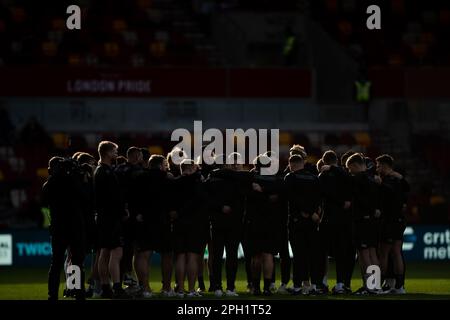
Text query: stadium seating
1 0 449 67
308 0 450 66
0 0 213 67
0 112 447 228
0 1 449 227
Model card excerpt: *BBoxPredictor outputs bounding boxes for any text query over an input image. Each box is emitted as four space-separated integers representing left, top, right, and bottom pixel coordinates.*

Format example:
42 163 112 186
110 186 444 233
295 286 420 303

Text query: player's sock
383 278 395 289
263 278 271 292
252 278 261 293
101 284 113 298
394 274 405 289
198 276 205 290
362 273 370 289
322 275 328 288
113 282 122 292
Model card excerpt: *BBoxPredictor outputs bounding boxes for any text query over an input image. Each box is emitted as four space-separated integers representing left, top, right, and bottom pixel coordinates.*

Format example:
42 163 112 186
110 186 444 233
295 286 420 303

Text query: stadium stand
0 0 449 228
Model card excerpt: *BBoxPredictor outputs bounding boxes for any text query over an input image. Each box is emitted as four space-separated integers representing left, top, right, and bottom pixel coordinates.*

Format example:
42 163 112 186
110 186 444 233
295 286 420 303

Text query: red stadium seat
104 42 120 57
439 10 450 26
113 19 128 33
41 42 58 57
391 0 405 15
10 6 26 23
68 54 82 66
51 18 65 31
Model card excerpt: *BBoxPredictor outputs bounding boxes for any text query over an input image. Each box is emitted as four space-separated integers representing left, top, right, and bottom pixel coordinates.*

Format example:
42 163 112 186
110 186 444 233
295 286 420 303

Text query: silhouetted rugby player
77 153 97 253
172 159 209 297
284 154 323 295
244 155 283 296
115 147 144 286
132 155 170 297
43 157 86 301
136 155 177 296
204 157 255 294
195 147 217 293
319 150 354 294
167 147 187 178
76 152 99 297
94 141 129 299
135 154 172 254
263 151 291 294
376 154 410 294
283 144 319 175
346 153 382 295
205 153 246 297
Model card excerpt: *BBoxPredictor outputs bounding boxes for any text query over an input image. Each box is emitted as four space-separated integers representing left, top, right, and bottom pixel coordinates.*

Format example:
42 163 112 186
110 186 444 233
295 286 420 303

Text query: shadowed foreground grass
0 262 449 300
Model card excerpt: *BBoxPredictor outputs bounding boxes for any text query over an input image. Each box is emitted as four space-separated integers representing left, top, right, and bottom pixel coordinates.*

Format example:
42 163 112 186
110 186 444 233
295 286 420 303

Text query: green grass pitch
1 261 449 300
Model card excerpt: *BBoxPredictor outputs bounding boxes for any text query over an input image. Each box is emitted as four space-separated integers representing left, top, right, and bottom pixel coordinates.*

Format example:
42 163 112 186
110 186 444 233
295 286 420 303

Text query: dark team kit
43 141 409 300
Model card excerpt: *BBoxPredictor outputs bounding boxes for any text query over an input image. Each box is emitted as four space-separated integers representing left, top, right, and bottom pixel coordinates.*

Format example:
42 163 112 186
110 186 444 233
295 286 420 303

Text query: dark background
0 0 449 229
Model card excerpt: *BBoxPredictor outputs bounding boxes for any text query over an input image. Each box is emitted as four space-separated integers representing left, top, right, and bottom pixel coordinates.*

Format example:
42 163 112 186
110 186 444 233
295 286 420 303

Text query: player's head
77 152 96 168
341 150 356 168
316 158 324 172
322 150 338 165
202 144 215 165
213 154 226 169
140 148 151 168
289 144 307 159
180 159 197 176
149 154 168 172
98 141 118 163
346 153 366 174
72 151 83 160
227 152 243 171
253 154 271 173
263 150 279 175
288 154 304 172
364 156 376 176
126 147 143 165
167 147 187 175
376 154 394 176
116 156 127 165
48 156 64 176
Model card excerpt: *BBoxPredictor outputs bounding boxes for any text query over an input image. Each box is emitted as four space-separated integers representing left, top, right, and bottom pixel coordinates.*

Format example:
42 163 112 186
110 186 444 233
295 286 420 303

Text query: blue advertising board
0 229 52 267
402 226 450 261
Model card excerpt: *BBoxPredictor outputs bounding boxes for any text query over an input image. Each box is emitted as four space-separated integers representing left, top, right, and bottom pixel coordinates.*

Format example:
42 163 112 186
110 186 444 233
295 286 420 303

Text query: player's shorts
122 219 137 245
268 217 288 255
172 223 208 255
326 219 354 258
135 222 159 252
98 220 124 250
211 223 242 241
245 222 279 256
156 223 175 254
317 219 331 254
86 221 99 252
380 218 406 244
353 218 378 249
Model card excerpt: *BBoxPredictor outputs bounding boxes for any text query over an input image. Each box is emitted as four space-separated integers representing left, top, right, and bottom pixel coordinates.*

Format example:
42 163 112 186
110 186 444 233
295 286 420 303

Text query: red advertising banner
229 68 312 98
369 68 450 98
1 67 448 98
0 67 312 98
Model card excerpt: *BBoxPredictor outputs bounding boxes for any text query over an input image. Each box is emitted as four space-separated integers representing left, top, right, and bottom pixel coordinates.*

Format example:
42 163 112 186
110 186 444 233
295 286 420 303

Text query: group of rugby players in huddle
44 141 409 300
